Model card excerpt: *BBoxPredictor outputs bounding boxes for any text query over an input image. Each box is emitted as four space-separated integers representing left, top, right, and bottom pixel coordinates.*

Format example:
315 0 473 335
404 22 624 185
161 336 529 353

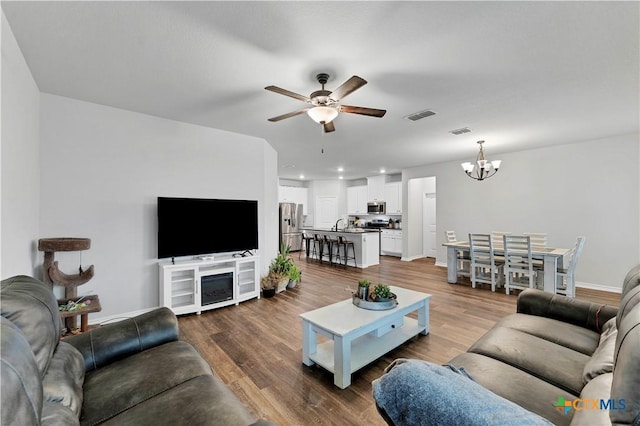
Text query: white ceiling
3 1 638 181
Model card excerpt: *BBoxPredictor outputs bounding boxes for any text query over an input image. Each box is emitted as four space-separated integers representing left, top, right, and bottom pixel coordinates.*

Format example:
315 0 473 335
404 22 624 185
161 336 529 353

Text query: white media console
159 254 260 315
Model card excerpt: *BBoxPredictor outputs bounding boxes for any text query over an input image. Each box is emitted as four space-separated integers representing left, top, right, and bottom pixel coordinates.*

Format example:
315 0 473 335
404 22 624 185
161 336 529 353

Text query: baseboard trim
435 261 447 268
401 255 425 262
576 282 622 294
89 307 159 326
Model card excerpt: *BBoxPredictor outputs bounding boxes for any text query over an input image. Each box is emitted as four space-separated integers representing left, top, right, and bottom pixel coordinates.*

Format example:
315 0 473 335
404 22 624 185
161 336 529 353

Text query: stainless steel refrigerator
279 203 303 252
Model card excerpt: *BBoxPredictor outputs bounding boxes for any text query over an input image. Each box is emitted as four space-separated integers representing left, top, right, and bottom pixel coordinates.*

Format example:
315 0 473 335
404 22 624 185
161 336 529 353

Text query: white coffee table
300 286 431 388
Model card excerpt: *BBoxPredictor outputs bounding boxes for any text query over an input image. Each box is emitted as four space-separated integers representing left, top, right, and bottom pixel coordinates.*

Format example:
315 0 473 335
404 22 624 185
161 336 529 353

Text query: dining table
442 241 571 294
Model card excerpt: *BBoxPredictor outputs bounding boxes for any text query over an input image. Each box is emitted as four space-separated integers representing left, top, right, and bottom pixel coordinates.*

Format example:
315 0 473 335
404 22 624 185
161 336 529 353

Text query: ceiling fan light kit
265 73 386 133
307 106 339 124
461 141 501 181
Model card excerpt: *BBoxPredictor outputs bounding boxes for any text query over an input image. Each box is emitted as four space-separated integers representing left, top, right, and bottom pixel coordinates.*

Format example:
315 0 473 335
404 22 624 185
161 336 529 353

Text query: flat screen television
157 197 258 259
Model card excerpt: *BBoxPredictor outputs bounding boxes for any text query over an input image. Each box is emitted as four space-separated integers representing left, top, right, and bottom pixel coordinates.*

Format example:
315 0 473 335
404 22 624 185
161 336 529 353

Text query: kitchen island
302 229 380 268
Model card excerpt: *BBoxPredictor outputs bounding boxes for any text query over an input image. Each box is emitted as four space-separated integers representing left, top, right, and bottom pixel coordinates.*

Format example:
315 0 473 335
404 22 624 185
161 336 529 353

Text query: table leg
302 320 316 366
334 335 351 389
447 246 458 283
543 255 558 293
418 299 430 335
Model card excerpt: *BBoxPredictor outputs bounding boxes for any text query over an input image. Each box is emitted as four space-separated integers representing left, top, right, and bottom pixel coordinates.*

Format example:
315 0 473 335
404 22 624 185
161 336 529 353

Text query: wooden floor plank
178 256 619 425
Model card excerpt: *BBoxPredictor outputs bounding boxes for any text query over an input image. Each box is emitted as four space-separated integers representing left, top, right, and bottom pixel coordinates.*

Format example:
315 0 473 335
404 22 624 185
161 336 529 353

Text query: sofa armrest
517 289 618 333
65 307 179 372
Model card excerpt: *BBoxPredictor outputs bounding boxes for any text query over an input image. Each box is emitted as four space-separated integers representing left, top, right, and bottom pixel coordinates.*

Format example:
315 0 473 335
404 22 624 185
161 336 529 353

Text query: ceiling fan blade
322 121 336 133
340 105 387 118
267 108 311 122
329 76 367 101
265 86 310 103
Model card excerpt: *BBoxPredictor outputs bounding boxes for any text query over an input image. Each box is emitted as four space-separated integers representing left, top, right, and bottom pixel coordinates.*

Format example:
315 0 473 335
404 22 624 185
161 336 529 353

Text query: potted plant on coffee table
370 283 393 302
357 279 371 300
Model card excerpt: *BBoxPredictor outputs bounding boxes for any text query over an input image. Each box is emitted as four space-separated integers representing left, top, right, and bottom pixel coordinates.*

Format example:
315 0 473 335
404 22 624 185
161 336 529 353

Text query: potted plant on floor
260 274 279 298
269 244 295 293
287 264 302 288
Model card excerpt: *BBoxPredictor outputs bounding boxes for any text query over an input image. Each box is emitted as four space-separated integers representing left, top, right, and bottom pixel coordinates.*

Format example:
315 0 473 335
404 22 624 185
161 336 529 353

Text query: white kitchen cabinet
279 186 309 215
367 176 386 202
384 182 402 214
380 230 402 257
159 255 260 315
347 185 368 215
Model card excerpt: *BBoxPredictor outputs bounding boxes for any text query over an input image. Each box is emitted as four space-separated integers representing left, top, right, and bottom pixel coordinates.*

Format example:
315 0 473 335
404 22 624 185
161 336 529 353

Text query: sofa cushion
41 400 80 426
372 358 553 426
79 340 229 425
450 352 575 426
468 326 589 395
582 317 616 385
571 373 613 426
42 341 85 417
610 303 640 425
1 275 62 376
96 374 257 425
496 313 600 355
1 317 43 426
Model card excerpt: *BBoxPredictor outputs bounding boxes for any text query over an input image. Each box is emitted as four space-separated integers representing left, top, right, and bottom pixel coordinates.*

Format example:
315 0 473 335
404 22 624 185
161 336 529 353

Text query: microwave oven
367 201 386 214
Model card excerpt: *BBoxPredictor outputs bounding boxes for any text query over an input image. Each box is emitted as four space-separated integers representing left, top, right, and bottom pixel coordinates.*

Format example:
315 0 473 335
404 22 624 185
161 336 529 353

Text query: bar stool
299 232 313 260
310 234 322 261
339 236 357 267
321 235 338 264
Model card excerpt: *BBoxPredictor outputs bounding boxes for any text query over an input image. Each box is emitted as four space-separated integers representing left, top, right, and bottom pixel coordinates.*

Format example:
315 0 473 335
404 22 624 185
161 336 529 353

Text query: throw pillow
582 317 617 385
42 341 85 417
372 358 553 426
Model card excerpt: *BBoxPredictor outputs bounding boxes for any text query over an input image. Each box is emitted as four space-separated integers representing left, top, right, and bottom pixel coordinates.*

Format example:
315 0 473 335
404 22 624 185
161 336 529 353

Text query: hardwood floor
178 255 619 426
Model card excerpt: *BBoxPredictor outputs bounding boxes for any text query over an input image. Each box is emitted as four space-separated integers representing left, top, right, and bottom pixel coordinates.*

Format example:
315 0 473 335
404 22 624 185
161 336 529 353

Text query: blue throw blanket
372 359 553 426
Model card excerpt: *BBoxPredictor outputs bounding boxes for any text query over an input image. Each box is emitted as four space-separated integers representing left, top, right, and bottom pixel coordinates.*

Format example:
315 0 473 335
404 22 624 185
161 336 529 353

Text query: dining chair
503 235 537 295
491 231 512 247
556 236 586 298
445 230 470 278
491 231 511 263
469 233 503 292
523 232 547 250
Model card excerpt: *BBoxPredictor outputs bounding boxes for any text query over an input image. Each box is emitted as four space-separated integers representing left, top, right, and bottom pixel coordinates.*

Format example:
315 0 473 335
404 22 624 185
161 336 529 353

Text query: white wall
403 134 640 290
1 12 41 279
39 94 278 319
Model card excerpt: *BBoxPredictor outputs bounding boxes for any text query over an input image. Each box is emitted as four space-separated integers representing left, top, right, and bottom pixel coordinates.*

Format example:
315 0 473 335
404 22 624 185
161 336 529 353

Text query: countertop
302 228 379 234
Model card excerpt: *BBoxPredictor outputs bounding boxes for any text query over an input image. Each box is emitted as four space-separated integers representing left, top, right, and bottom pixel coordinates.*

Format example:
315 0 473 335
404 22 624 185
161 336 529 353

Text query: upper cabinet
347 185 368 215
367 176 386 201
278 186 309 215
384 182 402 214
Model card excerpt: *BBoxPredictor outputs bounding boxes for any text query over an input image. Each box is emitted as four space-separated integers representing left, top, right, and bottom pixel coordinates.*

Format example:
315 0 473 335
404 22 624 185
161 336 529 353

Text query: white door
423 193 437 258
315 196 338 230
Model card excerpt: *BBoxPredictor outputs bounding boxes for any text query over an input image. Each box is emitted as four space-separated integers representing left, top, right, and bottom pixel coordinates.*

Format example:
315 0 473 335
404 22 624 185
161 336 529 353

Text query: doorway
423 193 437 258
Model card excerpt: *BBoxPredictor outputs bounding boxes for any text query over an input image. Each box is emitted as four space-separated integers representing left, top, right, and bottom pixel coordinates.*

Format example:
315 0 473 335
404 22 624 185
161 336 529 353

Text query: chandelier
461 141 502 181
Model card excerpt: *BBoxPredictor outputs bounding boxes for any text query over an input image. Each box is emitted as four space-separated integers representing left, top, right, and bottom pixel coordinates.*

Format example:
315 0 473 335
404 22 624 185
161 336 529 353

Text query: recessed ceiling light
339 176 344 180
380 169 386 174
337 167 344 172
299 174 305 179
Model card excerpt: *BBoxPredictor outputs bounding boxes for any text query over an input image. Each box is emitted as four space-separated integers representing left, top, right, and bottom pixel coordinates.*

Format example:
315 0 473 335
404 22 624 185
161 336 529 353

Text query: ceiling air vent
449 127 471 135
405 109 436 121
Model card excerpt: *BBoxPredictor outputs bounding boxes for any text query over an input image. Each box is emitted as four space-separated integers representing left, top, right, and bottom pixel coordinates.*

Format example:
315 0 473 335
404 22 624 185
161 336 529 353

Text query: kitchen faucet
334 219 343 231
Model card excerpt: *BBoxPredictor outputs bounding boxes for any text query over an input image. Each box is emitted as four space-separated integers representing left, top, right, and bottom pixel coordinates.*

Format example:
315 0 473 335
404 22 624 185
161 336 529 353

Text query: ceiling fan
265 73 386 133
